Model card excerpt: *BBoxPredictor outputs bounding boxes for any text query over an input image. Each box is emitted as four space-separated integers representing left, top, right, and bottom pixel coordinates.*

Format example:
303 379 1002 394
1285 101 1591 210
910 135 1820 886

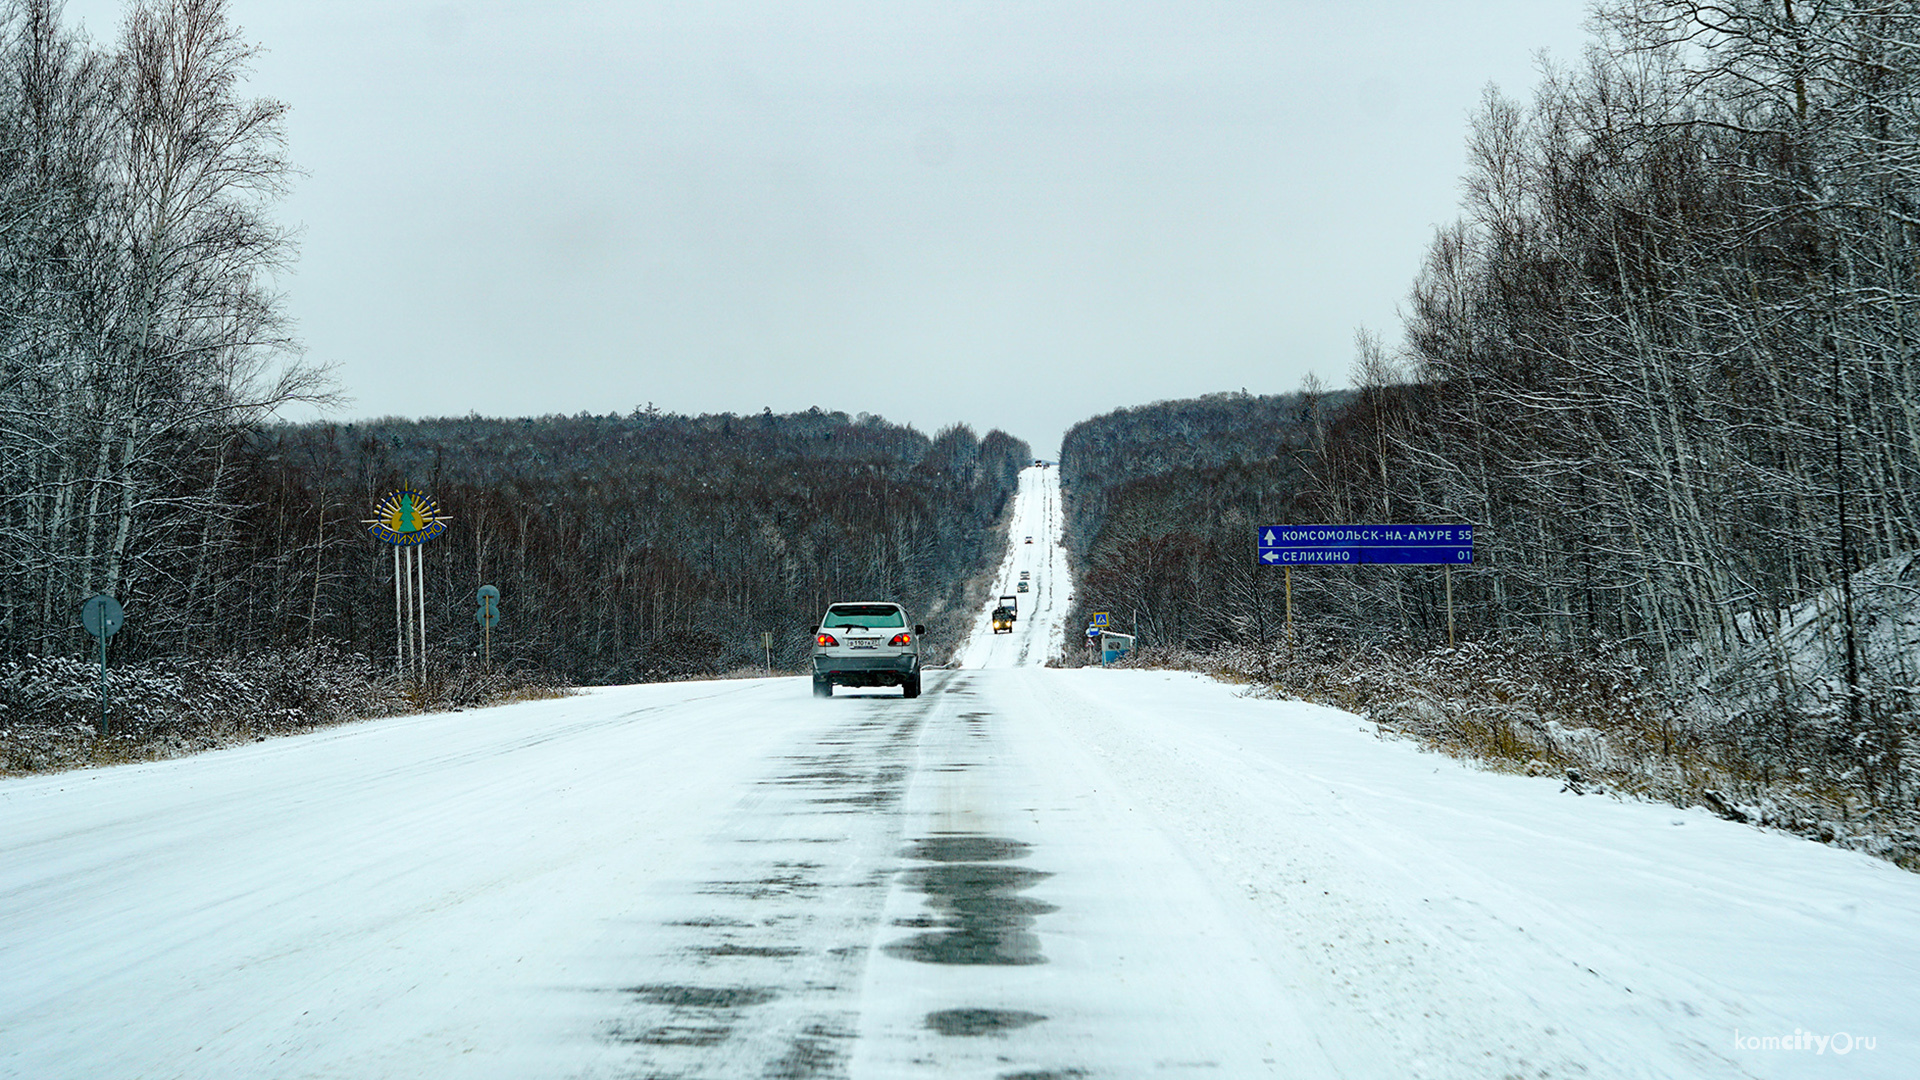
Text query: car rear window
822 605 906 628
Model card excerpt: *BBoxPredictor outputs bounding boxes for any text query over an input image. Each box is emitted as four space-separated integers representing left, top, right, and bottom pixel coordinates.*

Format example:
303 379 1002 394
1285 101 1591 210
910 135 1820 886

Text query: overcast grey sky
67 0 1594 457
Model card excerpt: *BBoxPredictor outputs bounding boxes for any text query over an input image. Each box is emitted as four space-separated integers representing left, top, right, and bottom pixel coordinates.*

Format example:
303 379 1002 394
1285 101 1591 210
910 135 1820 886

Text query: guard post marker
80 595 124 736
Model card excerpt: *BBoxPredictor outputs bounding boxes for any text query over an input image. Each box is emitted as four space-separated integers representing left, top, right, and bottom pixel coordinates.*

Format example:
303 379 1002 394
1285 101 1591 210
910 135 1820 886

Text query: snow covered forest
234 411 1028 682
1057 390 1341 649
1066 1 1920 860
0 1 1029 767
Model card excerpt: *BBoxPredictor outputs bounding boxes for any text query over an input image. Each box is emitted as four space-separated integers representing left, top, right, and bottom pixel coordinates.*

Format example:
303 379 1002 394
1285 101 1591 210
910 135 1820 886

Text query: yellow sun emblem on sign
366 488 450 546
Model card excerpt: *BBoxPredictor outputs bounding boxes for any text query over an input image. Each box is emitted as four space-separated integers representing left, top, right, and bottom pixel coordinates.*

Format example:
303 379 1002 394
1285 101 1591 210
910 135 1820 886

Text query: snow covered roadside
10 663 1911 1078
1022 666 1920 1078
0 679 836 1080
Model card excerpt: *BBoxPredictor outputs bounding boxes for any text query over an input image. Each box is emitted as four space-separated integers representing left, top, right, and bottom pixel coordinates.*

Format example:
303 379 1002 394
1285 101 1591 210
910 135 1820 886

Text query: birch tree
0 0 326 658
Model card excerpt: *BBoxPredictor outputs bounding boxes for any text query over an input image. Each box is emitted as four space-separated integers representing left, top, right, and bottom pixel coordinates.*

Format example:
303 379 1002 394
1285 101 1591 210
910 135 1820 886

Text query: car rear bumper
814 654 918 686
815 653 915 669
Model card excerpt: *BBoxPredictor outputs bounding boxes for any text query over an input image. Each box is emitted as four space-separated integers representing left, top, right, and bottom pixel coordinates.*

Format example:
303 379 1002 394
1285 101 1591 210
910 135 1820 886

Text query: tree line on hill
232 411 1028 682
1064 1 1920 811
1057 389 1346 652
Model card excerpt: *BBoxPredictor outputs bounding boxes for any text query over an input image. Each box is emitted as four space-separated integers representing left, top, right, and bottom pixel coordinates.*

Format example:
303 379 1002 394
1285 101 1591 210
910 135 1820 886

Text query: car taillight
889 632 912 646
816 633 838 647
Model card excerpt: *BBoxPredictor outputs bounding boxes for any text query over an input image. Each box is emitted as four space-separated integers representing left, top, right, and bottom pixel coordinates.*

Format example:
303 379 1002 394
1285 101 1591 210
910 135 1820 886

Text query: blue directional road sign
1258 524 1473 566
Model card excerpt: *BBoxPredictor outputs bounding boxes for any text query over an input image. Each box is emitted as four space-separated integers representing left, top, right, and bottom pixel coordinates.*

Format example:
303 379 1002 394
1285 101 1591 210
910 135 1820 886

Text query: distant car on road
1017 580 1029 593
1024 535 1034 544
811 602 923 698
1020 570 1030 579
992 594 1019 633
991 605 1015 633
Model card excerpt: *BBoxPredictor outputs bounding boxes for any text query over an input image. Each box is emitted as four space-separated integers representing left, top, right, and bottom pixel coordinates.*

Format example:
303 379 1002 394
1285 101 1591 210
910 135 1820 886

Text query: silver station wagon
811 602 924 698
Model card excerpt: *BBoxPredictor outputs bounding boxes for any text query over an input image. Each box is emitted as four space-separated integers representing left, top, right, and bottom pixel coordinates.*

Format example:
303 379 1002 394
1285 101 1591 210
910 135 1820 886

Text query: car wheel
902 673 921 699
812 676 832 698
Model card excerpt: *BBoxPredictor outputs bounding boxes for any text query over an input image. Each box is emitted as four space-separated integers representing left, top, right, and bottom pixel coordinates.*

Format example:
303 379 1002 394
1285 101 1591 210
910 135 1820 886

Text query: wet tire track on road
590 680 946 1079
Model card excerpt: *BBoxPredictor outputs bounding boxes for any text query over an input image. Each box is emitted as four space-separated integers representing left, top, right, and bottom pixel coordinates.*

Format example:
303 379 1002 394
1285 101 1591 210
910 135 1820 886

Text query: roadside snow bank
1037 666 1920 1079
1113 638 1920 870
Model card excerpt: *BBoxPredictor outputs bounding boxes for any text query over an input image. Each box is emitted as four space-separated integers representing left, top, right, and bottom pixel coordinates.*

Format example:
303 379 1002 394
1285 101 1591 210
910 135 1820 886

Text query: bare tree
0 0 329 659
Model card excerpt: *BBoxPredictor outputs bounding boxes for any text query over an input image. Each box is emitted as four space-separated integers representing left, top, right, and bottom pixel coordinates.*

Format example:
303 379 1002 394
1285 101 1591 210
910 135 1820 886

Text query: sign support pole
403 546 412 677
367 487 450 683
394 545 406 673
80 595 124 737
414 545 427 680
1445 564 1455 648
1284 566 1294 658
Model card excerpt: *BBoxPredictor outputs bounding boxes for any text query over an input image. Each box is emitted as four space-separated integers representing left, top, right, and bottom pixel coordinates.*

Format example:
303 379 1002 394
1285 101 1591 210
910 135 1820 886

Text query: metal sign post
394 546 407 673
762 631 773 676
476 585 500 671
81 594 124 735
366 488 451 682
1284 565 1294 659
415 545 426 675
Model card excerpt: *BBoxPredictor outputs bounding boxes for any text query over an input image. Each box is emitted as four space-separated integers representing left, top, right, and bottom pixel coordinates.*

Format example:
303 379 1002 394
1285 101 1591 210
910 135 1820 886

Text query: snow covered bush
0 646 569 774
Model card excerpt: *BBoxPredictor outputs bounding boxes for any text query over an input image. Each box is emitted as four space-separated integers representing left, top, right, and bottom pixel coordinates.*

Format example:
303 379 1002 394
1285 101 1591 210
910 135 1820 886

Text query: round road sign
81 594 124 640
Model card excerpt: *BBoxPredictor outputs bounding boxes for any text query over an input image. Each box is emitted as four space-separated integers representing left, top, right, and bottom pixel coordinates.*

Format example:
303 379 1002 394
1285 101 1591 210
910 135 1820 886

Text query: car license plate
850 638 878 649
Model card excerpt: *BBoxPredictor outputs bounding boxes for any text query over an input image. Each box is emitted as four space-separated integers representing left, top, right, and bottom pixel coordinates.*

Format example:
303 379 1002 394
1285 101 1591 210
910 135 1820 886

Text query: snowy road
4 468 1919 1078
954 465 1073 671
